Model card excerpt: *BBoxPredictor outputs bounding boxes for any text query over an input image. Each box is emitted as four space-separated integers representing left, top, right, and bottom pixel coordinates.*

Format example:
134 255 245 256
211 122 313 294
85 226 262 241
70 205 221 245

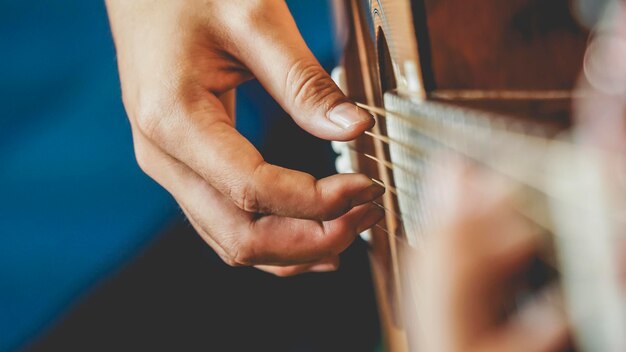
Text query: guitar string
366 146 563 230
351 147 397 172
370 178 400 197
361 126 558 189
355 101 565 149
356 102 619 222
345 103 584 237
429 89 578 101
353 129 554 232
363 130 426 157
360 129 545 190
361 150 558 234
356 99 573 185
368 193 569 268
362 197 413 246
366 153 562 245
357 103 512 164
348 146 426 188
355 124 541 196
354 101 567 195
373 224 414 249
372 201 405 224
371 181 435 241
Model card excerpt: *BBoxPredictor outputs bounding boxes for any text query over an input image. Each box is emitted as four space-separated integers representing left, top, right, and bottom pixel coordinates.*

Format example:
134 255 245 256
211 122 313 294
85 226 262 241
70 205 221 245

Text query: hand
409 163 569 352
105 0 384 276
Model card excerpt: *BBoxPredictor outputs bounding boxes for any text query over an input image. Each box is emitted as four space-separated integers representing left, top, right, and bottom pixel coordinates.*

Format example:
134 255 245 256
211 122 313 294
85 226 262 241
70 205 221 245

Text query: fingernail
328 103 375 129
351 182 386 208
309 263 338 272
356 205 386 233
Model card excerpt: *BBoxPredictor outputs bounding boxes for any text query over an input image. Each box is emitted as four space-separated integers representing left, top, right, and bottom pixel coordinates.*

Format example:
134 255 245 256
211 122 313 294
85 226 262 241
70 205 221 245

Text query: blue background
0 1 339 350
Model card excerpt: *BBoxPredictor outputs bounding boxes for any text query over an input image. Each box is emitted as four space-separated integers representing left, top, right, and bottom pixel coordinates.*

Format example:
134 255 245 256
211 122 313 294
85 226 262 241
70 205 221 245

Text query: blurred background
0 1 380 351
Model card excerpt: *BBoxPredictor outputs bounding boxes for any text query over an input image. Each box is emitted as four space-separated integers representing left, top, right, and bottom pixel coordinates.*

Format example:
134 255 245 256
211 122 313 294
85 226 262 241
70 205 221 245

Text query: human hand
105 0 384 276
409 164 569 352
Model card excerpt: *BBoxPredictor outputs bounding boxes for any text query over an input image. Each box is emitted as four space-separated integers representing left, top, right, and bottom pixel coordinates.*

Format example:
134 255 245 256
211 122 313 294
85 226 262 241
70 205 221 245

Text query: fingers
188 183 383 266
244 203 384 265
426 163 540 291
479 292 569 352
142 95 384 220
244 166 385 220
255 256 340 277
109 0 384 275
132 129 383 267
575 4 626 152
414 161 548 352
228 1 374 141
120 1 380 221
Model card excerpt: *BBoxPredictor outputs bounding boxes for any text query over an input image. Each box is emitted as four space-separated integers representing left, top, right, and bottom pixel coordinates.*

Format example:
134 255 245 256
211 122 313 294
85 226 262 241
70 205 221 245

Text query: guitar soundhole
377 28 397 95
511 0 584 41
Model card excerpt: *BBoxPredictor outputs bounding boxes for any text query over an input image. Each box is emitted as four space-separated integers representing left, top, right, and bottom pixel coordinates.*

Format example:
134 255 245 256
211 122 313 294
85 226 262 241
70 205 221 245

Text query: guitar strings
357 117 539 194
363 148 557 234
348 146 425 187
371 178 400 197
351 147 396 172
356 101 562 152
373 224 414 249
348 102 626 238
364 131 425 156
367 144 562 233
354 101 567 195
372 201 405 224
353 150 425 200
357 100 563 144
353 112 556 233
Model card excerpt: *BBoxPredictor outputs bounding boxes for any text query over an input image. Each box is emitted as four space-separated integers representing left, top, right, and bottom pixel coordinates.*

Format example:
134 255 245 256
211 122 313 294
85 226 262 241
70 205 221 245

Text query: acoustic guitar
330 0 626 351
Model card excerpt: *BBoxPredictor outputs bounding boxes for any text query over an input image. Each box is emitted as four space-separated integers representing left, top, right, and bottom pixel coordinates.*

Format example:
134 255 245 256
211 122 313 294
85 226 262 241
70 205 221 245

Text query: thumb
231 1 375 141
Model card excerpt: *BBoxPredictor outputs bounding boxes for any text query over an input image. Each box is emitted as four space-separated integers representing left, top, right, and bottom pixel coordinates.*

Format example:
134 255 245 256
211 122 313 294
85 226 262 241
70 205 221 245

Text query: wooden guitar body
330 1 602 350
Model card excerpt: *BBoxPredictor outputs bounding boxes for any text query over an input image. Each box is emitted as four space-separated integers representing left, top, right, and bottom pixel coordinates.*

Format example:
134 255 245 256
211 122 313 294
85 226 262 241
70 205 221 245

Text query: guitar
330 0 626 351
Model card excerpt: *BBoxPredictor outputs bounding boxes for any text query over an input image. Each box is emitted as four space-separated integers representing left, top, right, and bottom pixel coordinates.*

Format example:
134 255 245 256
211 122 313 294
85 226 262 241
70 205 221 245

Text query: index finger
144 93 384 220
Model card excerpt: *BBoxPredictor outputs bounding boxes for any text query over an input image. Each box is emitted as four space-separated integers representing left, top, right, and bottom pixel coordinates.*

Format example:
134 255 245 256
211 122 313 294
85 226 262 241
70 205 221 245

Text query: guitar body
332 1 591 350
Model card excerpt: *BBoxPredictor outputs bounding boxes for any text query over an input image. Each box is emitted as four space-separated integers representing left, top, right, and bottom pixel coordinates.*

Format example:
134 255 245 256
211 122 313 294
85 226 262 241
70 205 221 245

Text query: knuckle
134 104 164 141
315 184 345 221
231 162 264 213
221 254 244 268
231 183 260 213
286 59 344 111
218 230 259 267
192 223 248 268
238 0 276 28
132 142 154 177
220 243 248 267
130 88 181 143
240 0 267 17
231 239 258 266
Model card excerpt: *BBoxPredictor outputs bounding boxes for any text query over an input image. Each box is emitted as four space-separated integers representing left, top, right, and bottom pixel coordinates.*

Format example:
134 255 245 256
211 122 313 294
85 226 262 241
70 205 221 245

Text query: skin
575 1 626 153
105 0 385 276
409 163 570 352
